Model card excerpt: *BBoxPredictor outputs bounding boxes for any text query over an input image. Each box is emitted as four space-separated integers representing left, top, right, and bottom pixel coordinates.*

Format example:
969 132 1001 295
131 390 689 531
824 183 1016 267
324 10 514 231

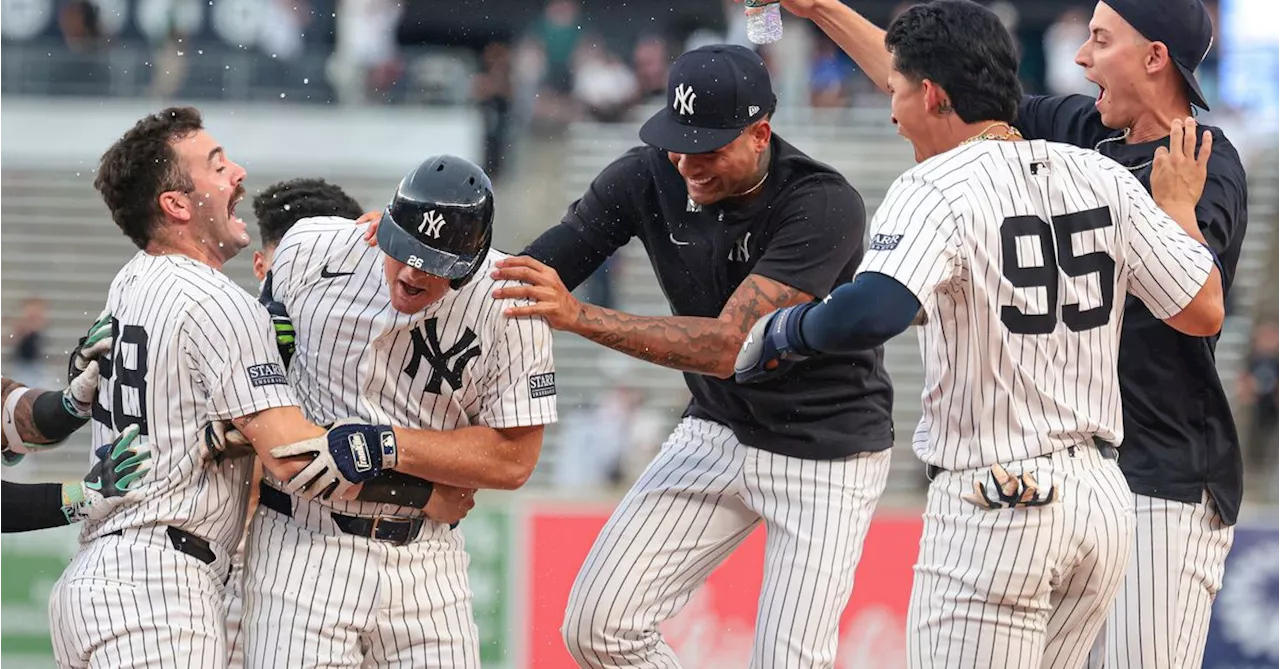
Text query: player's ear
252 250 268 282
922 79 951 116
749 118 772 151
1144 40 1172 75
158 190 191 222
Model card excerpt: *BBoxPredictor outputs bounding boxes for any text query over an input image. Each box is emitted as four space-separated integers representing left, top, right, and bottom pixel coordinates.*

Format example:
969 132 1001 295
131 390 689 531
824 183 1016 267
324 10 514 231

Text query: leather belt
106 526 217 565
925 437 1119 482
258 481 425 547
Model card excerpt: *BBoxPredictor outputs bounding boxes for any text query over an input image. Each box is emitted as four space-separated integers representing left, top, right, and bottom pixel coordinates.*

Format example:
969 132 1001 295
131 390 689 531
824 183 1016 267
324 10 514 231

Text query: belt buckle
370 516 410 546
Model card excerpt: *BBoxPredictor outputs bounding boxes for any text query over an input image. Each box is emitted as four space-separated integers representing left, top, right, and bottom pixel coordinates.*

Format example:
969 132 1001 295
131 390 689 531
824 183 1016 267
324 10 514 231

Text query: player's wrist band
2 387 32 450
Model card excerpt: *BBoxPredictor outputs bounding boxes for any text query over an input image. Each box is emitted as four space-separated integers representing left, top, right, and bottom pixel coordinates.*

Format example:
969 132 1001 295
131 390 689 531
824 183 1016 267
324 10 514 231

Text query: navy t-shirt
524 135 895 460
1016 94 1249 524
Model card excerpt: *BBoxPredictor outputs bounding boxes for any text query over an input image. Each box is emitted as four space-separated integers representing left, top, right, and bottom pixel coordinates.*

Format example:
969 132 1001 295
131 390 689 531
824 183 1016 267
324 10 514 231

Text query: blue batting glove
734 302 818 384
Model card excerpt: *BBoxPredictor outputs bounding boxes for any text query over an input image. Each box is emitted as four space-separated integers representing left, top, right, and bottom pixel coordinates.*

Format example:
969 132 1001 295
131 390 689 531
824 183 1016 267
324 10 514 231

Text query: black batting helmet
377 155 495 289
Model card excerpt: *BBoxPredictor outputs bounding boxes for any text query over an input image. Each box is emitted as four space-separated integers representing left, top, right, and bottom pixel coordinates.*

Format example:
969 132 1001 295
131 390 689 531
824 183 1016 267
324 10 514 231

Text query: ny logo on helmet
419 210 447 239
673 83 696 116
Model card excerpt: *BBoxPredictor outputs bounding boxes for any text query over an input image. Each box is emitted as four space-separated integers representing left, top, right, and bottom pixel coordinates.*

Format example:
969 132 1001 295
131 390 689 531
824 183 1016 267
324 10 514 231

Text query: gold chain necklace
959 122 1024 146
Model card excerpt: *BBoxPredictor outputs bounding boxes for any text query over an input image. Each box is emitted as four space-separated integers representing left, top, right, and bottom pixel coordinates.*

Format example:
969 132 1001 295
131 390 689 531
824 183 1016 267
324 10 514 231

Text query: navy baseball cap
639 44 777 154
1103 0 1214 110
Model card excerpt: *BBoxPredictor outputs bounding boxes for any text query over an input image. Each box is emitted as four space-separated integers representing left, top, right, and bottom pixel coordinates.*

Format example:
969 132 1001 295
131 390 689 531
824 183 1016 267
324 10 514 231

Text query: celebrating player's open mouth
383 258 451 314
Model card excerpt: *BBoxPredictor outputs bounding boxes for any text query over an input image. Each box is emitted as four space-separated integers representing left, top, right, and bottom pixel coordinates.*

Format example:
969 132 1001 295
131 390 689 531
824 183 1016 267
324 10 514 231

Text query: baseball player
47 107 418 669
240 155 556 668
222 177 372 669
783 0 1247 665
736 2 1225 668
491 44 894 668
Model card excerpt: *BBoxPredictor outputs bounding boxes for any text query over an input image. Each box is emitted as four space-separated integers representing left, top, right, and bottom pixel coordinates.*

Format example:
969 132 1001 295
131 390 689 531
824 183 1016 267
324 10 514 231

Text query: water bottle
745 0 783 45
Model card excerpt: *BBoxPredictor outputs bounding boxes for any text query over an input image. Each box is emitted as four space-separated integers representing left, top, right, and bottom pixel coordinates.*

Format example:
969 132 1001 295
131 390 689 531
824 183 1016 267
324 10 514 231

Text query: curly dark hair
884 0 1021 125
251 178 365 248
94 107 204 249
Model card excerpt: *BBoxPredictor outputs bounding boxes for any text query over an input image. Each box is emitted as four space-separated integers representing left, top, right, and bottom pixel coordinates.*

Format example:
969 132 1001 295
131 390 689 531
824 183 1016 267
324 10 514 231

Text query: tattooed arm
492 260 811 379
572 275 810 379
1 377 57 447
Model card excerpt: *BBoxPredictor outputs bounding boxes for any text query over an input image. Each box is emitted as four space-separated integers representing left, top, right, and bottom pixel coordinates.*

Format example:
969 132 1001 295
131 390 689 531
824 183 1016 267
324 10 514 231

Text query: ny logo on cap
419 210 446 238
674 83 697 116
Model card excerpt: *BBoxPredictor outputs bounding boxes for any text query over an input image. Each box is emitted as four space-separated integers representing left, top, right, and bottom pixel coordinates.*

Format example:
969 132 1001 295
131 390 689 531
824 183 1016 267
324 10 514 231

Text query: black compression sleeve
522 223 611 292
1 480 72 533
31 391 88 443
356 470 434 508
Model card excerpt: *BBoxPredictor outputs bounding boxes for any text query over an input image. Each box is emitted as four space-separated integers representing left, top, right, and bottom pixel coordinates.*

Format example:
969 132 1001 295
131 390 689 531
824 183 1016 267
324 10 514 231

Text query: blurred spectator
520 0 586 129
56 0 108 96
632 35 670 109
259 0 312 90
810 38 853 108
1044 7 1094 96
6 297 52 390
530 0 583 96
553 357 666 490
326 0 405 105
1238 322 1279 477
261 0 309 62
148 1 194 100
474 41 516 180
571 38 638 122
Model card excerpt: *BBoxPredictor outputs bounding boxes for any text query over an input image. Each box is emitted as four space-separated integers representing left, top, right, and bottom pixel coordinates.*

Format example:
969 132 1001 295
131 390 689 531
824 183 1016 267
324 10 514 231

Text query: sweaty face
384 256 453 314
1076 2 1151 130
666 121 770 206
171 130 248 261
887 68 935 163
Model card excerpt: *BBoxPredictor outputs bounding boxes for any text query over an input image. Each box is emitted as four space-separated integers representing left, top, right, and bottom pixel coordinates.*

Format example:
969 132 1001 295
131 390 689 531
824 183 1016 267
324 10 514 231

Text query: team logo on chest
419 210 447 239
403 317 482 395
728 231 752 262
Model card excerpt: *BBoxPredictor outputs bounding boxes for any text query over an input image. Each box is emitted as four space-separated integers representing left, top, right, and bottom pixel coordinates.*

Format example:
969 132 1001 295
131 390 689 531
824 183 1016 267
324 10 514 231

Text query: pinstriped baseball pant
561 416 892 669
908 445 1134 669
49 530 233 668
240 503 479 669
1085 490 1234 669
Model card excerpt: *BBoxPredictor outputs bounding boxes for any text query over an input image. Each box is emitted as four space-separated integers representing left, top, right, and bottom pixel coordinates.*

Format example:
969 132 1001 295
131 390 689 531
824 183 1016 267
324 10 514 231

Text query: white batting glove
69 310 114 381
270 419 397 500
63 360 101 419
271 433 358 501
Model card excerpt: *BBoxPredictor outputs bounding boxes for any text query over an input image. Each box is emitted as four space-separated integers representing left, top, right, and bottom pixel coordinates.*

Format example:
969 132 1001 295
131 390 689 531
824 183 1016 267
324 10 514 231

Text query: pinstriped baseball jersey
81 252 298 552
858 139 1214 471
266 217 556 517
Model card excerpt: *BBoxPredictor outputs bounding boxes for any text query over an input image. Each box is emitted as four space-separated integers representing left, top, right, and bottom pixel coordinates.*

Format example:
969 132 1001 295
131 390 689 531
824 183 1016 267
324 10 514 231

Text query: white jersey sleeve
855 176 963 308
477 300 557 429
1113 164 1215 319
183 288 298 420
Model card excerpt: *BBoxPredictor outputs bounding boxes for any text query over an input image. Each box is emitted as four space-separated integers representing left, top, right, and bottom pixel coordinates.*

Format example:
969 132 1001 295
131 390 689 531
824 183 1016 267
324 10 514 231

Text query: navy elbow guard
31 390 89 444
